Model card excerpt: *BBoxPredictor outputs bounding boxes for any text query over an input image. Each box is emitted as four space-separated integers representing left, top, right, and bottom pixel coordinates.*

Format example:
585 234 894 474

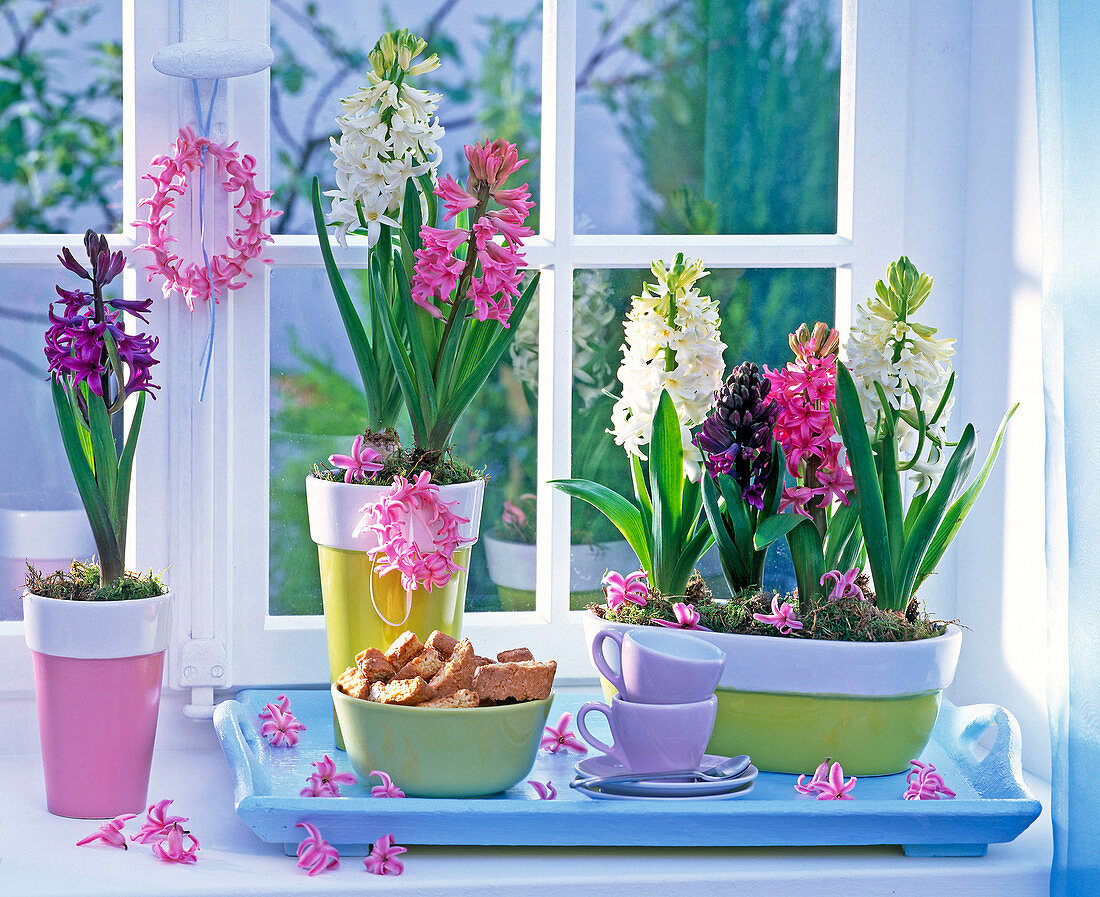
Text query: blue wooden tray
213 689 1041 857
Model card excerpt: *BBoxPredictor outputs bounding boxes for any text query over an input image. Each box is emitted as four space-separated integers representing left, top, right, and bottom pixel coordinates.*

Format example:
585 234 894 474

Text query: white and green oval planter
582 610 962 776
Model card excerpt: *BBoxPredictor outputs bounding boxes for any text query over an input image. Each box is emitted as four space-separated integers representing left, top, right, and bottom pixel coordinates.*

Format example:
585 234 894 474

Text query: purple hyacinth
693 362 779 509
45 231 159 403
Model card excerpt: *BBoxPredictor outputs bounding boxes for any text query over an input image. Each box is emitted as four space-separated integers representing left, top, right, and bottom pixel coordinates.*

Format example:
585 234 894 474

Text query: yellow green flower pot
306 475 484 748
583 611 961 775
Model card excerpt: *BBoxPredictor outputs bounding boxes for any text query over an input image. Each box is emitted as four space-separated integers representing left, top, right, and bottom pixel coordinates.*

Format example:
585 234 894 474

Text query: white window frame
0 0 913 703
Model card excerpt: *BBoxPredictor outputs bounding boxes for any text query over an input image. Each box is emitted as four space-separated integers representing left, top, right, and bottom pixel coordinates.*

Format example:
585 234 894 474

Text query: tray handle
213 699 273 804
939 701 1033 799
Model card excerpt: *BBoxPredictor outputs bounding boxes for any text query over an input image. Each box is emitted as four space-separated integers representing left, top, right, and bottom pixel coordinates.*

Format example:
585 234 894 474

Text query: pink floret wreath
355 471 469 602
133 126 281 310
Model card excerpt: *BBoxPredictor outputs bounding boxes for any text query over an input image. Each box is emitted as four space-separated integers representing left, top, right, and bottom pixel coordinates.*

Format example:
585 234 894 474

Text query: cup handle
591 629 626 694
576 701 625 765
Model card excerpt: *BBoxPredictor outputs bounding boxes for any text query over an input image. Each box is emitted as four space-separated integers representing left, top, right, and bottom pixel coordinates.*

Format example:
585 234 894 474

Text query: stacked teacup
573 628 756 798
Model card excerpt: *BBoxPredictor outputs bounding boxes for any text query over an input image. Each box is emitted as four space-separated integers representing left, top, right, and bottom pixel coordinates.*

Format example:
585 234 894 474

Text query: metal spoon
575 754 753 789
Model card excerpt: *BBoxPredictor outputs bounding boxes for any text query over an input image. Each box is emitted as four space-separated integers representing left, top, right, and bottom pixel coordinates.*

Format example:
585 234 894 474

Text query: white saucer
572 779 756 801
573 754 757 798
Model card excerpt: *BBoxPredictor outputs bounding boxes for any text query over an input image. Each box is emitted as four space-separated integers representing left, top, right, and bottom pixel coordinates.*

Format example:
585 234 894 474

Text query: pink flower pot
23 590 172 818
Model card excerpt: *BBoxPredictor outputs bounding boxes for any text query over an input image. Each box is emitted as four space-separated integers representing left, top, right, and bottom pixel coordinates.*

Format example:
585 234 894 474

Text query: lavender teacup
575 694 718 774
591 626 725 704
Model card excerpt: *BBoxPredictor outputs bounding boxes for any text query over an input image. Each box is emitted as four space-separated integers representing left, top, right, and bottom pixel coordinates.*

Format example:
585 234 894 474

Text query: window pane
0 2 122 234
269 266 537 616
574 0 841 235
0 268 97 620
569 267 836 604
269 0 542 235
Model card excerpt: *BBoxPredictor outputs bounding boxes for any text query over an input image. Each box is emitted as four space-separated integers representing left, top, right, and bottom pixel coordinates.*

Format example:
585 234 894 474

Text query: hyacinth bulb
694 361 779 508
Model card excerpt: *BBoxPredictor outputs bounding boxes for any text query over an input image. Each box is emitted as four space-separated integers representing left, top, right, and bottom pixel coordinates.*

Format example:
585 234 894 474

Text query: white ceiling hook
152 38 273 81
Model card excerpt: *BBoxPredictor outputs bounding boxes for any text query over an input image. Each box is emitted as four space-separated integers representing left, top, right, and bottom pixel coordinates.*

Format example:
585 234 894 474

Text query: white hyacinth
510 270 617 409
326 31 444 247
844 257 955 489
610 256 726 480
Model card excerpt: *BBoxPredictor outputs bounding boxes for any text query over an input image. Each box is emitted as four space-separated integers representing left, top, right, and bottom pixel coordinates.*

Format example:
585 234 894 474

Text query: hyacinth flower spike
653 601 710 631
541 712 588 754
364 834 407 876
752 595 803 635
528 780 557 800
602 569 649 612
295 822 340 875
369 770 406 798
76 814 136 849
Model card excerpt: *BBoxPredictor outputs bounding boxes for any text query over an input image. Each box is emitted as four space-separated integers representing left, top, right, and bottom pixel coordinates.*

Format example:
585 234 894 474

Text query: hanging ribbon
191 77 220 402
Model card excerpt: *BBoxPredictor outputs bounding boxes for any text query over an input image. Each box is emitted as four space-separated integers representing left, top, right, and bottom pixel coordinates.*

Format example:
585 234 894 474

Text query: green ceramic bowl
331 685 553 797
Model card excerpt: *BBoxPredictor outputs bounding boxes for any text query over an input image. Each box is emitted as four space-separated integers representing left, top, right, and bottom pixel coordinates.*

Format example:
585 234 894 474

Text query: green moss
589 572 947 643
311 430 483 487
24 559 167 602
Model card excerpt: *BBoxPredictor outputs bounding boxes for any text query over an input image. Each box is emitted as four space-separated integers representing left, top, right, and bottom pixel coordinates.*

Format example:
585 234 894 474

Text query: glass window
0 1 123 234
269 0 542 235
574 0 842 236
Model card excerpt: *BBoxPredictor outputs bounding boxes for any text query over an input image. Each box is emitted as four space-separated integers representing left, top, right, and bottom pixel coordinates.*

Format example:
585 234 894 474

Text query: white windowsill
1 690 1053 897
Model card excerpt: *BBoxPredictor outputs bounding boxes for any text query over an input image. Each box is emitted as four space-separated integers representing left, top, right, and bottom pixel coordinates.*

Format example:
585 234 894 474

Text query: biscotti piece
336 665 373 700
355 647 396 682
421 688 480 709
425 630 458 658
395 647 444 681
371 676 435 706
475 655 494 667
496 647 534 663
429 637 476 697
383 631 422 670
473 660 557 702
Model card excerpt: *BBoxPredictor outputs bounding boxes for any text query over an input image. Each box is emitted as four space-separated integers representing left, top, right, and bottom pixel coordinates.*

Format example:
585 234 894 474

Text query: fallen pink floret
364 833 407 876
328 434 383 484
295 822 340 875
603 569 649 611
752 595 803 635
653 601 710 631
794 759 856 800
258 694 292 721
903 759 956 800
541 712 588 754
528 780 557 800
132 799 189 845
260 702 306 748
150 823 200 864
369 770 406 798
794 760 830 795
301 754 357 797
76 814 136 849
821 568 863 601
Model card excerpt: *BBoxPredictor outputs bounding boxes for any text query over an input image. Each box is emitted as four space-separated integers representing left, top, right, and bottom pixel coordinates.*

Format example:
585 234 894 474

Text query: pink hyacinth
258 693 292 720
903 760 956 800
795 759 856 800
540 712 588 754
355 471 468 598
364 834 407 876
752 595 803 635
295 822 340 875
76 814 136 849
411 139 533 328
328 434 384 484
300 754 357 797
502 500 527 528
603 569 649 611
150 824 200 864
528 780 557 800
653 602 710 631
259 701 306 748
765 323 853 517
369 770 406 798
821 568 864 602
132 799 189 845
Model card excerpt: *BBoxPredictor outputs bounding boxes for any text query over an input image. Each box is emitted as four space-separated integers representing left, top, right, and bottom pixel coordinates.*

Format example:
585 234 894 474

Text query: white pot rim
305 474 485 551
582 609 962 698
23 589 173 660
